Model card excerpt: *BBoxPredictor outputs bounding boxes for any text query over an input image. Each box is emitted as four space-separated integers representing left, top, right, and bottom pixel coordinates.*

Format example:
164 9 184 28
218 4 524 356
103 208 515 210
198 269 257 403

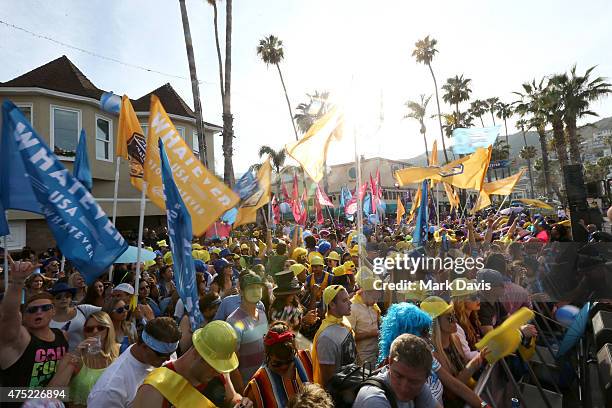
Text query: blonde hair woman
103 297 137 354
450 278 482 360
49 311 119 407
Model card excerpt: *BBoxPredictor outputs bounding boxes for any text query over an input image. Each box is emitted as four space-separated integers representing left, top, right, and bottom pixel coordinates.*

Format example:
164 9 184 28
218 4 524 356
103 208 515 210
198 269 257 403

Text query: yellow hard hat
240 243 249 250
212 248 222 255
192 321 239 373
198 250 210 263
420 296 453 319
290 264 307 277
326 251 341 262
342 261 356 273
192 243 203 250
308 251 323 263
291 247 307 261
332 265 347 276
349 245 359 256
157 240 168 248
450 278 479 299
358 276 380 291
323 285 345 305
310 255 325 267
163 252 173 266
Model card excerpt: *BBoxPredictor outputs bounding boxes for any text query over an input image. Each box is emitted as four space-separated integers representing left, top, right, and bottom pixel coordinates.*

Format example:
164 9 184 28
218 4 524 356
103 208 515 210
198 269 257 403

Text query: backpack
327 364 398 408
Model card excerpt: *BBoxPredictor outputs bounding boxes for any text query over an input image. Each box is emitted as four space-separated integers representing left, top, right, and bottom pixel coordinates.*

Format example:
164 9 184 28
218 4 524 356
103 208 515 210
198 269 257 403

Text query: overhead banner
451 126 500 155
0 101 127 283
143 95 240 236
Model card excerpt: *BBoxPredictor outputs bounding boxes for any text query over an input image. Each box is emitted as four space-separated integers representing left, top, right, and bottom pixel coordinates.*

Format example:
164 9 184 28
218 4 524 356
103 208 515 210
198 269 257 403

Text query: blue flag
363 193 372 215
74 129 93 192
159 139 203 330
413 180 429 245
0 200 9 236
0 100 127 283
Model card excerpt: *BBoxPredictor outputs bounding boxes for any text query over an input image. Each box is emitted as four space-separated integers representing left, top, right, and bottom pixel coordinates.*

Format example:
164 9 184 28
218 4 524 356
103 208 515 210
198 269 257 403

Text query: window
192 131 200 159
95 115 113 161
16 103 33 123
51 106 81 158
176 126 185 139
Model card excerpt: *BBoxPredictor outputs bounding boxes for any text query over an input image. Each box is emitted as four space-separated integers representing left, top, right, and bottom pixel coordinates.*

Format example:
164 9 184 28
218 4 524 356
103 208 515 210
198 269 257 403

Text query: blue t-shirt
213 294 265 321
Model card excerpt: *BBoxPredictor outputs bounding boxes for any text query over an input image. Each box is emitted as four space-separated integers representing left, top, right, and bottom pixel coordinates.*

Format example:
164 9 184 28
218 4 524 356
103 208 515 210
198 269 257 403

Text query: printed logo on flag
127 131 146 178
439 164 464 178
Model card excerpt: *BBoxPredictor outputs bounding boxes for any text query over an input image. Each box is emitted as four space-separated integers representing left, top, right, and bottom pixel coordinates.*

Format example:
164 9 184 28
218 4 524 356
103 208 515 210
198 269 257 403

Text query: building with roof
0 55 222 251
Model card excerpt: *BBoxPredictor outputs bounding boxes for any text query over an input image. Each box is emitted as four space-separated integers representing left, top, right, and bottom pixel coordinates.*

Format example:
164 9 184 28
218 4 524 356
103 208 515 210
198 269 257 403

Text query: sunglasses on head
84 324 107 334
114 306 129 314
25 304 54 314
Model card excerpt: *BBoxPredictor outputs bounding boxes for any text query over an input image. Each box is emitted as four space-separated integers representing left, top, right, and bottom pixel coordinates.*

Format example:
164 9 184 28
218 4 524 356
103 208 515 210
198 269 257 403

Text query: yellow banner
285 107 343 182
143 95 239 236
406 183 422 224
117 96 146 190
444 182 460 210
517 198 553 209
396 196 405 225
471 191 492 214
234 159 273 227
483 168 525 196
396 146 491 191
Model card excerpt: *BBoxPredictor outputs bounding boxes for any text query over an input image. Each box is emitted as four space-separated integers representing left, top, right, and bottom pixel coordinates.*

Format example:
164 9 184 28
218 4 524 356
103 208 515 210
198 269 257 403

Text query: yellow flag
396 147 492 191
517 198 553 210
471 191 492 214
406 183 422 224
444 182 460 210
143 95 240 236
117 95 146 190
234 160 273 227
396 196 405 225
285 107 343 182
483 168 525 196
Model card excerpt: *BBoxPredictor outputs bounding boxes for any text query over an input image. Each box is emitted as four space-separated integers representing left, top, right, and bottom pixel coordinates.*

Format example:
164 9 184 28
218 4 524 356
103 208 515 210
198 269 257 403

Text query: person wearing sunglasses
421 296 490 408
88 317 181 408
244 321 314 408
49 282 102 351
49 311 119 407
0 259 69 390
104 297 138 354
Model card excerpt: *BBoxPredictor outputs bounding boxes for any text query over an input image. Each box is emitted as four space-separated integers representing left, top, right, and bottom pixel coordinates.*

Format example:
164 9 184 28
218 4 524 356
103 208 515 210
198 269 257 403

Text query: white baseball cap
113 283 135 295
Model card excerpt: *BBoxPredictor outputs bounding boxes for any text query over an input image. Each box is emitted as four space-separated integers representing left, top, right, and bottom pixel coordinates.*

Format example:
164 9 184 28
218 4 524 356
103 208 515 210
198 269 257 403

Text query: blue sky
2 0 611 174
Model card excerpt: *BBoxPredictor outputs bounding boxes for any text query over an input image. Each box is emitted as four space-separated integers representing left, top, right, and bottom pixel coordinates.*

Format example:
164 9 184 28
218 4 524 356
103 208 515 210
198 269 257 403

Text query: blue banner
413 180 429 245
0 200 9 236
0 101 127 283
488 159 510 169
74 129 93 192
451 126 500 155
159 139 203 331
234 169 259 201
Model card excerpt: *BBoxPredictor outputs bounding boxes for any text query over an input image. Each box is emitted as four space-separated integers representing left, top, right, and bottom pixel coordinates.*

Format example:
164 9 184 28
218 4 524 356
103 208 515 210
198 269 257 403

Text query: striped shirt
244 350 313 408
227 307 268 385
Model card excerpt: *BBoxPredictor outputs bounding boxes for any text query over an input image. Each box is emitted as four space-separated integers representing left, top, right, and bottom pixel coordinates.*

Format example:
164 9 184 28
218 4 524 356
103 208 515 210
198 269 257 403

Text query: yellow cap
420 296 453 319
349 245 359 256
157 240 168 248
308 251 323 264
240 243 249 250
326 251 341 262
291 247 307 261
290 264 307 277
342 261 356 273
192 321 239 373
323 285 345 305
198 250 210 263
163 252 173 266
450 278 479 298
310 255 325 267
358 276 380 291
192 243 203 250
332 265 347 276
212 248 221 255
145 246 154 252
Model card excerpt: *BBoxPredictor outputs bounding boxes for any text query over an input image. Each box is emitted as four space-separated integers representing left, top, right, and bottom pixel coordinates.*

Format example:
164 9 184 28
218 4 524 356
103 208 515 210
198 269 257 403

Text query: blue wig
377 302 433 365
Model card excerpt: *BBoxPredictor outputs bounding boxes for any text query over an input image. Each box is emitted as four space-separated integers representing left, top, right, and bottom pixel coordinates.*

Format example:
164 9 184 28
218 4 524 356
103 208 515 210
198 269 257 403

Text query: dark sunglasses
466 294 480 302
25 304 54 314
84 325 107 334
270 357 294 368
114 306 129 313
443 314 457 323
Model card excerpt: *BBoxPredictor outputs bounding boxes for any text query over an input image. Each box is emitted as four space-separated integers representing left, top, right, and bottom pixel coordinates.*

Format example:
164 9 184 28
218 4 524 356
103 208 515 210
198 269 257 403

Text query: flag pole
495 195 510 216
109 156 121 283
60 256 66 274
3 235 8 292
132 182 147 310
436 183 440 226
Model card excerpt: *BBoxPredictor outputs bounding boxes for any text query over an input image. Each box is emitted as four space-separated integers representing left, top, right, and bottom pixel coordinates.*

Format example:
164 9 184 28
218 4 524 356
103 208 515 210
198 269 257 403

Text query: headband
142 329 179 354
264 330 295 347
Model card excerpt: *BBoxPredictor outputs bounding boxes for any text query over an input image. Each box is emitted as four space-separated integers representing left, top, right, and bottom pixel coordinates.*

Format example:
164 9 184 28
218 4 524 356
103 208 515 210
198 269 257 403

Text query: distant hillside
402 116 612 166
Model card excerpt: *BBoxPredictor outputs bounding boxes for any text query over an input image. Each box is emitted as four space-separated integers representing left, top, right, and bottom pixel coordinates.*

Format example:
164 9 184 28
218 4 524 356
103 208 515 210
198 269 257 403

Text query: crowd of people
0 204 609 407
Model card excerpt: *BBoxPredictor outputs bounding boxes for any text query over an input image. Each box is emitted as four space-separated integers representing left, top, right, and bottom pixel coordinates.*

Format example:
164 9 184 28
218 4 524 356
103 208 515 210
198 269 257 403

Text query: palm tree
514 79 552 198
491 139 510 180
558 65 612 164
258 145 287 196
178 0 209 168
468 99 488 127
495 102 513 145
516 119 535 198
485 97 500 125
257 35 299 141
204 0 235 186
412 36 448 163
441 75 472 117
294 90 330 134
404 95 432 164
544 76 569 171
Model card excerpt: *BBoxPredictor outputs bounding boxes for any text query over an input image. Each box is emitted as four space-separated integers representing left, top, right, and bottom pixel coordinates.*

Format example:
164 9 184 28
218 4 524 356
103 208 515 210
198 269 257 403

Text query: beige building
0 56 221 252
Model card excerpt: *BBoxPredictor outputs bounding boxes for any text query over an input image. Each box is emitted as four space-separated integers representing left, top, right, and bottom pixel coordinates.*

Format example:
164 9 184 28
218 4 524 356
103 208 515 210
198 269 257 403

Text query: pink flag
205 222 231 239
282 182 291 202
316 184 334 207
272 194 280 224
315 197 324 225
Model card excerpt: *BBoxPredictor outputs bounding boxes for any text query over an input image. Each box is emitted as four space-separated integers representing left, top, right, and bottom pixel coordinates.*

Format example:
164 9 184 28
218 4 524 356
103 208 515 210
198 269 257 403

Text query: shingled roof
1 56 221 128
1 55 104 100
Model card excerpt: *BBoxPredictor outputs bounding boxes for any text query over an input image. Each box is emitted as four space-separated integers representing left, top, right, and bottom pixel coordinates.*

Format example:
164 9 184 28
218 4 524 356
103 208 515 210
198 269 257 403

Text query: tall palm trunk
428 63 449 163
479 116 484 127
522 130 535 198
275 63 299 141
565 116 582 164
222 0 235 186
211 1 224 99
421 128 429 166
537 127 552 198
178 0 208 166
490 111 496 126
503 118 509 145
552 117 569 197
